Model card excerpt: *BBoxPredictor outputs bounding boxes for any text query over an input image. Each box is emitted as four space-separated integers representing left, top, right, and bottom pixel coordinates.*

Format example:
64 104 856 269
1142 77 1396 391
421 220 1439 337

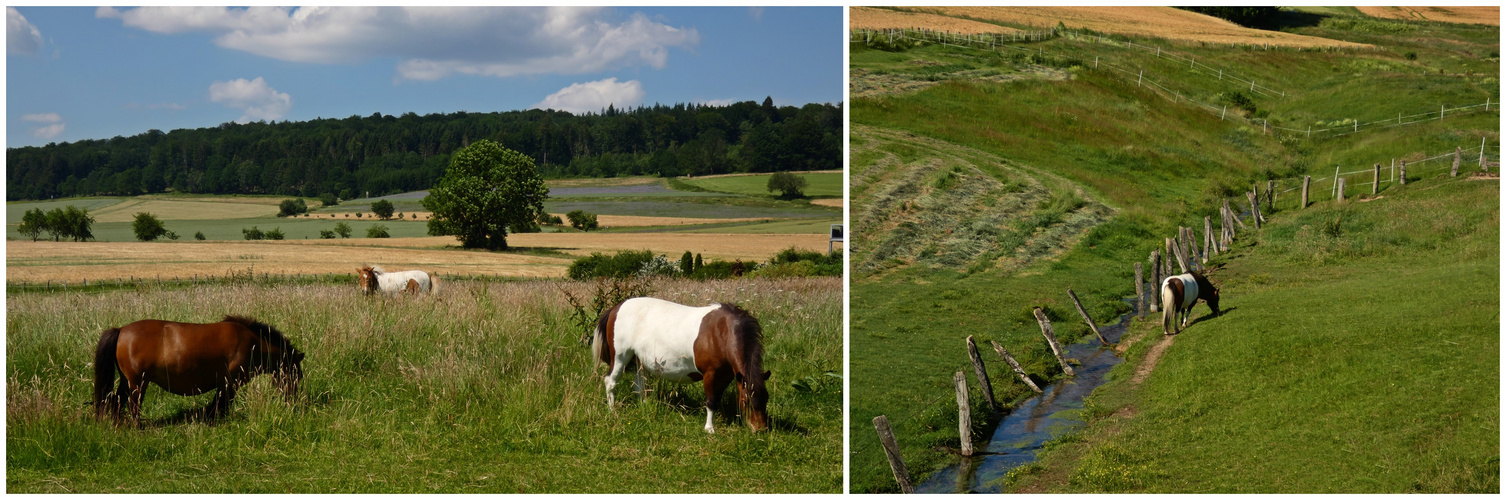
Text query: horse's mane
367 265 385 274
223 315 297 353
718 303 764 385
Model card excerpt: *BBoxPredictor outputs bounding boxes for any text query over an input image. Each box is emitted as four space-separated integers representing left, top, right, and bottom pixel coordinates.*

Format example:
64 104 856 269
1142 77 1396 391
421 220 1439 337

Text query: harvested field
892 7 1372 48
810 198 843 208
81 198 280 223
851 6 1019 34
7 231 826 282
850 66 1069 99
5 240 570 282
1357 6 1499 26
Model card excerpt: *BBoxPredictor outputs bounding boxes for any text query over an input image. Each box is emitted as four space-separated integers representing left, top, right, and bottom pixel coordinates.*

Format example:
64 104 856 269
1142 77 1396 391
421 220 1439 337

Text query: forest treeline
7 98 841 201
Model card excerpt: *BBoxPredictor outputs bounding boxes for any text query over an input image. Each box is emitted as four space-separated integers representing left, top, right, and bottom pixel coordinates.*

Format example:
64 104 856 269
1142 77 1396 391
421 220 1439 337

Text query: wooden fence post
955 371 973 456
1033 308 1074 376
1168 237 1189 274
1149 251 1161 313
1400 160 1407 186
990 340 1042 393
1452 146 1461 177
1267 180 1276 213
1203 216 1215 260
1337 178 1346 202
1247 192 1262 229
873 416 915 493
1301 175 1311 209
1134 263 1145 317
965 336 998 416
1373 163 1380 195
1067 288 1110 344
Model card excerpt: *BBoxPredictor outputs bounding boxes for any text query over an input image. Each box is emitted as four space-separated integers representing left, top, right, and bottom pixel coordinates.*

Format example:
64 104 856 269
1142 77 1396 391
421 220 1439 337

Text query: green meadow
678 172 844 199
6 277 842 493
849 9 1497 493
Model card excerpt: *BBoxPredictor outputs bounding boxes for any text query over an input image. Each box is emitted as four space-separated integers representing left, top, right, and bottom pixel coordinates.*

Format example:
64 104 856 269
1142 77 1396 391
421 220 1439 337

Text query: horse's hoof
704 426 715 434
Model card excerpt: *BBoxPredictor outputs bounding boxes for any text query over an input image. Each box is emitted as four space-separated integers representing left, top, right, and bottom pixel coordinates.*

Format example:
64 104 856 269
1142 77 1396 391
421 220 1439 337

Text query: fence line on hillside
851 27 1497 142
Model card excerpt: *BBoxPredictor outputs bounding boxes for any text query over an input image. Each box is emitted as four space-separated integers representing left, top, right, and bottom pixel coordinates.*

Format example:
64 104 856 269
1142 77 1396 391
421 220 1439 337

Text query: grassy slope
6 277 841 493
848 13 1497 493
1010 177 1497 493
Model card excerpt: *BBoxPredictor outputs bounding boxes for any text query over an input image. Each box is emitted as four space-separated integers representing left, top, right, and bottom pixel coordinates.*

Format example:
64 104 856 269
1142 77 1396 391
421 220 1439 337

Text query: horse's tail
1160 281 1177 335
93 327 121 418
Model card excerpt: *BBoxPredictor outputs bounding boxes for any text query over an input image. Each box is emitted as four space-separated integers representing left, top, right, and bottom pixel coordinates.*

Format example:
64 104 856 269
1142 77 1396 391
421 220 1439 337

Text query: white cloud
533 78 644 114
22 112 64 139
98 7 699 81
8 7 43 55
209 77 291 123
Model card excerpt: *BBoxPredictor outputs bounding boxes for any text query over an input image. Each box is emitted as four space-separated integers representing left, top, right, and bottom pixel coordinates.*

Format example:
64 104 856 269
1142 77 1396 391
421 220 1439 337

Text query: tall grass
6 277 841 493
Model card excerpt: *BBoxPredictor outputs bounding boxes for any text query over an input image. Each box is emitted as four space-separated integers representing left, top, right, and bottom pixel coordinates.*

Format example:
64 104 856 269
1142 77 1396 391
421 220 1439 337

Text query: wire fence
851 27 1498 141
1262 143 1499 211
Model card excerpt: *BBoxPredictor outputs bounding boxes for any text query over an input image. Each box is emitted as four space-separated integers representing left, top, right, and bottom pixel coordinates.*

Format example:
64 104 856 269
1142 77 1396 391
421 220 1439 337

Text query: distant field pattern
1357 6 1499 26
883 7 1373 48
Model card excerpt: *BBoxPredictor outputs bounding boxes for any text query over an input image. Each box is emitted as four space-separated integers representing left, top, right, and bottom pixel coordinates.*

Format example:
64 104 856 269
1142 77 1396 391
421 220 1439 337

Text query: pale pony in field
356 265 438 296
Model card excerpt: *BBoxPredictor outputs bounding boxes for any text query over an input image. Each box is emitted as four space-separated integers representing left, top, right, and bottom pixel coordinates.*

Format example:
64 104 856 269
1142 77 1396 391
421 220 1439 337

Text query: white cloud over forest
533 78 645 114
97 7 699 81
209 77 291 123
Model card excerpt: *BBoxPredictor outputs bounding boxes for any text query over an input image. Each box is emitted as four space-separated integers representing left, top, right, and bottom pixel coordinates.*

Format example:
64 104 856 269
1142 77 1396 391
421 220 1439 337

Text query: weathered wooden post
955 371 973 456
990 340 1042 393
1400 160 1407 186
873 416 915 493
1267 180 1275 212
1336 178 1346 202
1301 175 1311 209
1168 237 1188 274
1149 251 1161 313
1247 192 1262 229
1228 199 1246 231
1067 288 1110 344
1033 308 1074 376
965 336 998 415
1204 216 1215 259
1452 146 1461 177
1373 163 1381 195
1134 263 1145 317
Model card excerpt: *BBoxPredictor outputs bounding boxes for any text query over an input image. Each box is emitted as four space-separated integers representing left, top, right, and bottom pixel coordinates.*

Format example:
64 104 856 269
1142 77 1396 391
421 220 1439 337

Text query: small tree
694 253 704 271
61 206 95 242
367 224 390 238
319 229 336 239
242 226 265 240
18 208 47 241
44 208 67 241
194 231 206 240
278 198 308 217
371 199 395 220
422 139 549 250
132 212 169 241
566 210 599 231
319 192 339 207
768 172 808 199
680 251 694 274
265 227 285 240
334 222 353 238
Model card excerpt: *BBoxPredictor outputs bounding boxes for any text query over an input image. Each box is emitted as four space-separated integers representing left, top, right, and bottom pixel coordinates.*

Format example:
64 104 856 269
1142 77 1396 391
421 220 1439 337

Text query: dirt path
1131 334 1176 385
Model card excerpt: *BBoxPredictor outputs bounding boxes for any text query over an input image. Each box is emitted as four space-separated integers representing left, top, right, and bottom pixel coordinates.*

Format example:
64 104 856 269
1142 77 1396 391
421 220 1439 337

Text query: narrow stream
916 302 1139 494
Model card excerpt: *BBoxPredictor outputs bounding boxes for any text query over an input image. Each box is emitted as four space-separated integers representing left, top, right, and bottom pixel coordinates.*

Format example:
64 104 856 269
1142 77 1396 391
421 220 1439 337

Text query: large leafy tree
370 199 395 220
132 212 169 241
18 208 47 241
422 140 549 250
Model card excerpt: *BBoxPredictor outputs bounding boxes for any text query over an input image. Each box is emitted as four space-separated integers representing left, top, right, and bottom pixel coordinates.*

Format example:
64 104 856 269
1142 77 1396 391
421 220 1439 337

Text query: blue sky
6 6 842 147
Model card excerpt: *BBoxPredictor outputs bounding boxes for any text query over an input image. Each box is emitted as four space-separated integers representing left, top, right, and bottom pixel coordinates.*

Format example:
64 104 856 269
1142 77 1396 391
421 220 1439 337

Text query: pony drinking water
356 265 438 296
1161 272 1220 335
591 297 770 433
94 316 304 425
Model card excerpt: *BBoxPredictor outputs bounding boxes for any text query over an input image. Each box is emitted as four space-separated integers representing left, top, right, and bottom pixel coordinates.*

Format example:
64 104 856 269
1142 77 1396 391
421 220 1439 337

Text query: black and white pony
1161 272 1220 335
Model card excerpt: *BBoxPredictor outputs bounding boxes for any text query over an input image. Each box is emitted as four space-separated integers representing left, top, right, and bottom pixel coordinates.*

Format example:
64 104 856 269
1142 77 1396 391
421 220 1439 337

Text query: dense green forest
6 98 842 201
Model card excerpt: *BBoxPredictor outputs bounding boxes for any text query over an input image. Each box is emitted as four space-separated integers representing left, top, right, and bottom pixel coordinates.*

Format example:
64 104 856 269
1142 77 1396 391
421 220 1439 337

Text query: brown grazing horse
94 316 304 425
1161 272 1221 335
592 297 770 433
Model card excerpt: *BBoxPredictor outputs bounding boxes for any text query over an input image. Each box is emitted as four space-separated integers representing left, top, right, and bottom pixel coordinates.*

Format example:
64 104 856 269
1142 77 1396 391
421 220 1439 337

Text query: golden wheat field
6 232 830 282
885 7 1372 48
1357 6 1500 26
849 6 1019 34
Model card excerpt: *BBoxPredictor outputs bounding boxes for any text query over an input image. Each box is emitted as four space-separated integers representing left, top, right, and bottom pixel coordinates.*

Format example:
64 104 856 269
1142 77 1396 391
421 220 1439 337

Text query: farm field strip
1357 6 1500 26
850 6 1021 34
892 7 1373 48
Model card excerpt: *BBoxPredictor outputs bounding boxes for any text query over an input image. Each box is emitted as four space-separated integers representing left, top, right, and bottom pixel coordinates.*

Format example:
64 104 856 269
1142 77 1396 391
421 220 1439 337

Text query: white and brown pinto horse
592 297 770 433
356 266 438 296
1161 272 1220 335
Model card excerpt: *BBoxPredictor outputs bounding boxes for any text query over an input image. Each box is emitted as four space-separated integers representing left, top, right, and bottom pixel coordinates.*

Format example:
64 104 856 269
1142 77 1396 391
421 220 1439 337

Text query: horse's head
738 370 772 432
1208 287 1221 317
356 266 376 295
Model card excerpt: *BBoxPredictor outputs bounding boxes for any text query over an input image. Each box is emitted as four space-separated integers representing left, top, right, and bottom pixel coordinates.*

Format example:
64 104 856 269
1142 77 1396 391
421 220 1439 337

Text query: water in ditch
915 303 1140 493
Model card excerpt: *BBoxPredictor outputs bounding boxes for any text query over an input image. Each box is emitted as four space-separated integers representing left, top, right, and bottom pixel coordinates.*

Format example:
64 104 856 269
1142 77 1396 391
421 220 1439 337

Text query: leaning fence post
955 371 973 456
873 416 915 493
1134 263 1145 317
1033 308 1075 377
965 336 998 416
1149 251 1161 313
1067 288 1110 345
990 340 1042 393
1205 216 1216 258
1247 192 1262 229
1451 146 1461 177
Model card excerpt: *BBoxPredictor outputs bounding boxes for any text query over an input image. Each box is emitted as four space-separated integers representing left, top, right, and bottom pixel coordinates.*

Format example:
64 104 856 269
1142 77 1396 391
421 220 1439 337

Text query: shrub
278 198 309 217
680 251 695 274
192 231 205 240
371 199 395 220
242 226 265 240
636 254 681 277
334 222 352 238
768 246 844 276
689 259 752 280
319 230 336 239
165 231 179 240
319 192 339 207
367 224 390 238
265 228 285 240
567 250 656 280
768 171 808 199
132 212 169 242
566 210 599 231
